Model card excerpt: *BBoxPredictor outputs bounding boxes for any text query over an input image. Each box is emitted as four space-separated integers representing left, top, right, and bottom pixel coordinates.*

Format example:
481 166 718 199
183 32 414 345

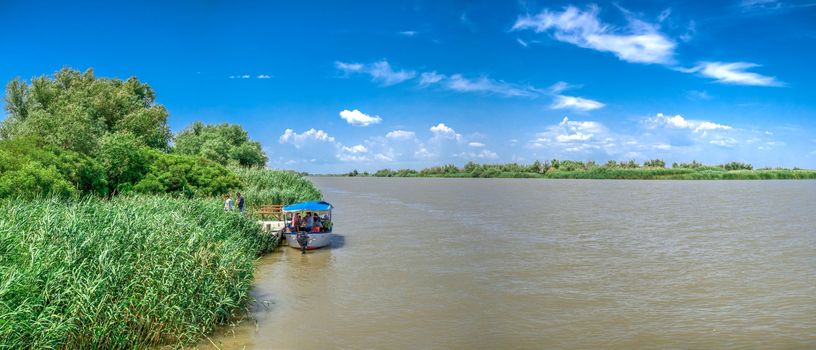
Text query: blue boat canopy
283 201 333 212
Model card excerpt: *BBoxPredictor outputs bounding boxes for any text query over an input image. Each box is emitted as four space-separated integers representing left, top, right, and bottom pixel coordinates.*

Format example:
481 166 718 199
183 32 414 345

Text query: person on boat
292 213 302 231
224 195 232 211
312 212 321 226
304 211 314 230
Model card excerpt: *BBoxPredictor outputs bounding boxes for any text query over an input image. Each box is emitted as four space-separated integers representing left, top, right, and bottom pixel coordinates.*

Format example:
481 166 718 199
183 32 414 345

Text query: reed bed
232 167 322 208
0 196 278 348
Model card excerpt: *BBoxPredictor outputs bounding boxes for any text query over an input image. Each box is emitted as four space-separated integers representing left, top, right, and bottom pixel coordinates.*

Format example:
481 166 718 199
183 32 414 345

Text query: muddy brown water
203 178 816 349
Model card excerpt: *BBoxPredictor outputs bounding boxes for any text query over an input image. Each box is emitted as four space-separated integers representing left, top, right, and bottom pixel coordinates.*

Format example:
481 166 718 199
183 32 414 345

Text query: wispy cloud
512 5 676 64
335 60 416 86
551 95 605 111
229 74 271 79
440 74 539 97
682 62 784 87
512 5 783 87
339 109 383 127
398 30 418 37
686 90 712 100
385 130 416 140
338 60 604 109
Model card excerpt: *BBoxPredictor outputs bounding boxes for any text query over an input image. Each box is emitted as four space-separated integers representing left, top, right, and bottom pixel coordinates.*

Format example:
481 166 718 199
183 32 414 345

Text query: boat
281 201 334 251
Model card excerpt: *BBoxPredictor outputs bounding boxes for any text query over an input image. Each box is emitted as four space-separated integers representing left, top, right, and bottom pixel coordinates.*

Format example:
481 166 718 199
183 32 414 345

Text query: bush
134 151 242 197
0 138 106 197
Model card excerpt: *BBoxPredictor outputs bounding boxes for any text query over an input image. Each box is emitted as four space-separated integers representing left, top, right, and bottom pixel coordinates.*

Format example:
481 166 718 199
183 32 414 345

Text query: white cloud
647 113 731 133
368 61 416 86
339 109 383 126
548 81 579 94
430 123 462 141
556 132 593 142
335 60 416 86
425 74 539 97
684 62 783 86
516 38 529 47
512 5 676 64
257 74 272 79
686 90 712 100
279 128 336 147
374 153 394 161
456 149 499 159
337 144 370 162
551 95 605 111
338 60 606 106
399 30 418 37
710 138 738 147
418 71 444 86
386 130 416 140
335 62 363 72
468 142 485 148
530 117 615 155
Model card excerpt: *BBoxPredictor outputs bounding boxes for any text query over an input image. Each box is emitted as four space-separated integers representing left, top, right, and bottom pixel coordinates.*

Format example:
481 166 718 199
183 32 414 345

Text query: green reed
232 167 322 208
0 195 278 348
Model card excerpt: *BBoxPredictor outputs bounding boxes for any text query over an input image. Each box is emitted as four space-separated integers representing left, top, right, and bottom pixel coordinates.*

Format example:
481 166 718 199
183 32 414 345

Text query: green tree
98 132 153 195
174 122 267 167
1 68 171 154
643 159 666 168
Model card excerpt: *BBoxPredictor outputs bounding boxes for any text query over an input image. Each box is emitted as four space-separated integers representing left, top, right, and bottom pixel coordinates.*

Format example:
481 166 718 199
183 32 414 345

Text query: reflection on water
204 178 816 349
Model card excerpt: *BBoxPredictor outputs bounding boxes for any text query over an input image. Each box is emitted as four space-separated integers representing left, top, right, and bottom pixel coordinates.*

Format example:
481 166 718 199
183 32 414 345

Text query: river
204 178 816 349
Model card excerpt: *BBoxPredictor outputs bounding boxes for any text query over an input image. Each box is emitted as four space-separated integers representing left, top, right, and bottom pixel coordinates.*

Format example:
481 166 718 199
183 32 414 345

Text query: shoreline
324 168 816 180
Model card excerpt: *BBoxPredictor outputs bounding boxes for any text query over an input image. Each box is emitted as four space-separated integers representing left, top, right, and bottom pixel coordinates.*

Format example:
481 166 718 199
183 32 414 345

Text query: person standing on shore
236 192 244 213
224 195 232 211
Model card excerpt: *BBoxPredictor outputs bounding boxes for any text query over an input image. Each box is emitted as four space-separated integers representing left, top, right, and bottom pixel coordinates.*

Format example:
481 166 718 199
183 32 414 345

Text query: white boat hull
284 232 332 250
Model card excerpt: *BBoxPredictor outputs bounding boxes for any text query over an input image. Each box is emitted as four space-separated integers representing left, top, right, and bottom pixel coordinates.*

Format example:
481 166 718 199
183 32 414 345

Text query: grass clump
232 167 322 208
0 195 278 348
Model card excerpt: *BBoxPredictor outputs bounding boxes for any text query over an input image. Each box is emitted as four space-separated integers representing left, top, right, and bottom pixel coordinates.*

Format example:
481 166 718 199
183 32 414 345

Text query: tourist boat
282 201 334 250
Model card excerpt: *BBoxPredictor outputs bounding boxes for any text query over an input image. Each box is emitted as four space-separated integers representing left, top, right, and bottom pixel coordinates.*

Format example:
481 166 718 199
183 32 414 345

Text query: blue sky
2 0 816 172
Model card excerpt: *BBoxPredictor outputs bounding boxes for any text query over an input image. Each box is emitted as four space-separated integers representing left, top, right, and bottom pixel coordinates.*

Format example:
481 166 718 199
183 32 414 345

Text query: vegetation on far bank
346 159 816 180
0 68 320 348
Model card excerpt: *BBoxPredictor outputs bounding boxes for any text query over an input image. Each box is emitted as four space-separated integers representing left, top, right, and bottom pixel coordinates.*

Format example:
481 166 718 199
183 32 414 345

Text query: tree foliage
1 68 171 155
0 138 106 198
133 151 242 197
174 122 267 167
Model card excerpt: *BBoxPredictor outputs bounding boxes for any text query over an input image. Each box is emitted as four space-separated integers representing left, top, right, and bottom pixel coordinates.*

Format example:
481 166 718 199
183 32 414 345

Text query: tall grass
0 196 278 348
232 167 322 208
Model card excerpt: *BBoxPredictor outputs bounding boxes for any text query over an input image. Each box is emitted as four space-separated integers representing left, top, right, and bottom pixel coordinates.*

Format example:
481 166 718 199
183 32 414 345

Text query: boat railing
255 204 283 220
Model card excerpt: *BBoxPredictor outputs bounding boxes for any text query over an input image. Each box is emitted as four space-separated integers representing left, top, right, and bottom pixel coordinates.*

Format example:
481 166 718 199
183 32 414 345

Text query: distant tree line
341 158 812 180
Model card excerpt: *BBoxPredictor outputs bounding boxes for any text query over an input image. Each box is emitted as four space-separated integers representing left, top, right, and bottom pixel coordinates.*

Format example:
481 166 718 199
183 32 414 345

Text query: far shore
327 161 816 180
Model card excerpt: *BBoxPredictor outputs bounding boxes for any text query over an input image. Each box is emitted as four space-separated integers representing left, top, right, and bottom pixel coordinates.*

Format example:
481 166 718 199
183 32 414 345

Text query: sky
2 0 816 173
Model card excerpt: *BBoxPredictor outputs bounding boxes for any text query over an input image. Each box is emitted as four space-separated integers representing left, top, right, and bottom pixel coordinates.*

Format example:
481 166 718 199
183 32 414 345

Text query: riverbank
345 161 816 180
0 169 321 348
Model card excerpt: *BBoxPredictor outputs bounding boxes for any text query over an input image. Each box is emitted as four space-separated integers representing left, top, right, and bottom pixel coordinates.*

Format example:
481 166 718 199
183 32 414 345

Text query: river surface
205 178 816 349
